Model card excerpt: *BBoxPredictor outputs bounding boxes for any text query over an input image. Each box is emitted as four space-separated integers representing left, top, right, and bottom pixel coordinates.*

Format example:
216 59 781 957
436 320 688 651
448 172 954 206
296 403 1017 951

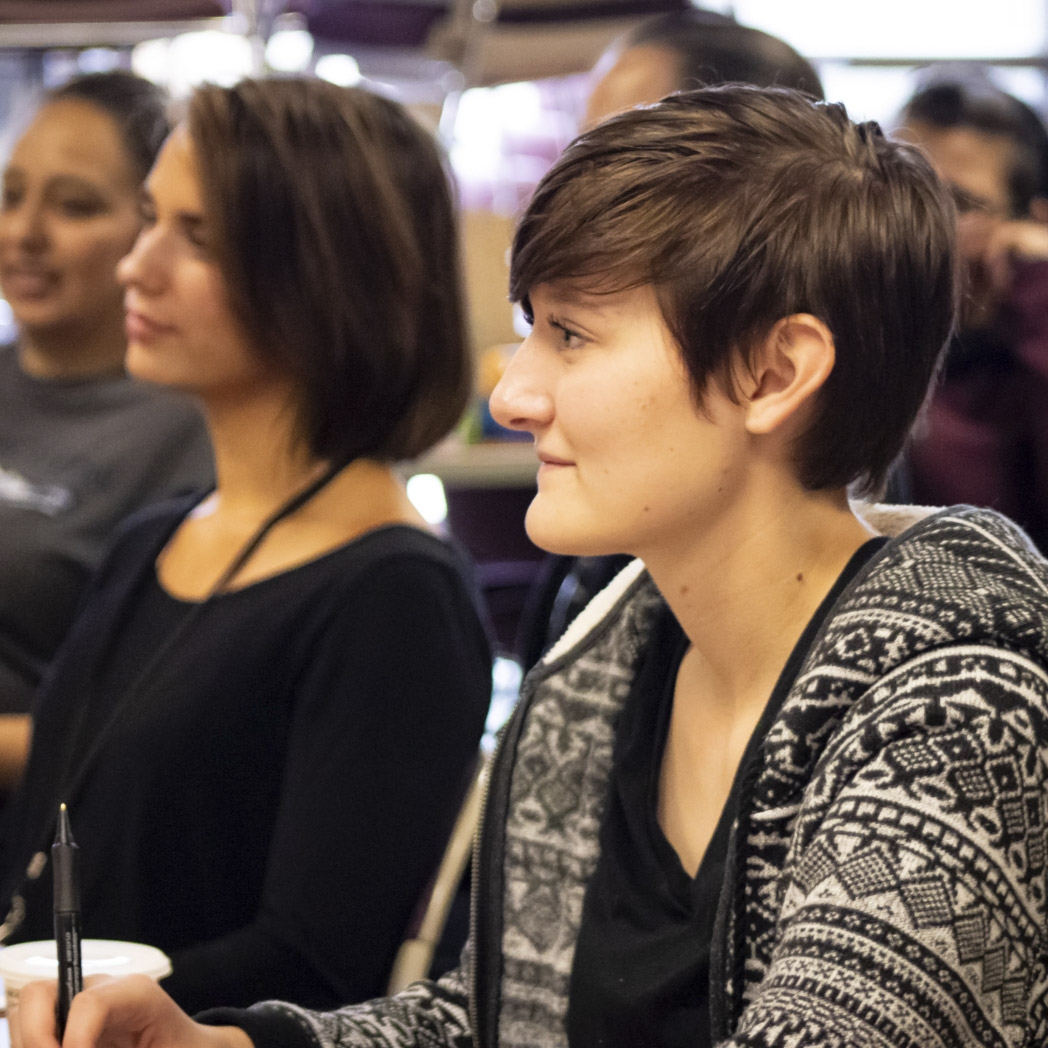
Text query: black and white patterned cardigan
229 505 1048 1048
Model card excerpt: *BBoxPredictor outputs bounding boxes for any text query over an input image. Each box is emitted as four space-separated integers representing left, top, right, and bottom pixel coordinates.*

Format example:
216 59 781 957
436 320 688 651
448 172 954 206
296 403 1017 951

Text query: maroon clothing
909 259 1048 549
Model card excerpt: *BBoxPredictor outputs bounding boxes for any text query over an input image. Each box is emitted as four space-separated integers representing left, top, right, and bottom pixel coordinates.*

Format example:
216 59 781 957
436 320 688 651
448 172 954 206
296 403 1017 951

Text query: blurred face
0 99 142 341
584 44 682 130
902 119 1019 327
902 119 1015 220
488 282 748 560
119 126 273 398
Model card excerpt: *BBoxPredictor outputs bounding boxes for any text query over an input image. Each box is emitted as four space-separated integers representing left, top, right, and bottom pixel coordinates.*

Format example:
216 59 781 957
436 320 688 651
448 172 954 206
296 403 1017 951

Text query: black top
567 538 888 1048
0 497 492 1012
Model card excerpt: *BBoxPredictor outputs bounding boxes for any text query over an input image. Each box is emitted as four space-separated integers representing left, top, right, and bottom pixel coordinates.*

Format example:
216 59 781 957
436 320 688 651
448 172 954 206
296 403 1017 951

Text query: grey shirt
0 344 213 712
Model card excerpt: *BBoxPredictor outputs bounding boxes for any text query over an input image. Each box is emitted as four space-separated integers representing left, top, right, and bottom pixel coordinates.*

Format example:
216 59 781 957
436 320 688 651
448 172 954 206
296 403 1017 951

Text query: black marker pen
52 803 83 1038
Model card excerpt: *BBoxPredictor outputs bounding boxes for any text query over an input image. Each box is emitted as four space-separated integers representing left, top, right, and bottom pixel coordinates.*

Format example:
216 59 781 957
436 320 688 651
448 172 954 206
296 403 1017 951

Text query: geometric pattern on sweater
253 968 474 1048
243 506 1048 1048
498 573 661 1047
730 508 1048 1047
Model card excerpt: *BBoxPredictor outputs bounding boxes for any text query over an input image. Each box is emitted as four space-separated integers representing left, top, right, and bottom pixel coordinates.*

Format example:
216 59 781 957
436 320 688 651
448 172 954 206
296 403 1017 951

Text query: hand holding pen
52 803 82 1039
16 976 254 1048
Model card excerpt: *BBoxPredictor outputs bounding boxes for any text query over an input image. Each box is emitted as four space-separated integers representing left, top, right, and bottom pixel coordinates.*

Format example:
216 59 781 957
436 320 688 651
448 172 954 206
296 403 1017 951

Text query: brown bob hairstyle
186 77 471 464
510 86 957 496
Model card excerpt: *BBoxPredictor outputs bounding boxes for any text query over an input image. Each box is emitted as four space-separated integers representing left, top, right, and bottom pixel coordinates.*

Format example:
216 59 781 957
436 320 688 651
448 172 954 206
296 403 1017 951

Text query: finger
1000 220 1048 261
980 220 1048 295
17 979 62 1048
58 975 199 1048
60 975 160 1048
19 976 122 1048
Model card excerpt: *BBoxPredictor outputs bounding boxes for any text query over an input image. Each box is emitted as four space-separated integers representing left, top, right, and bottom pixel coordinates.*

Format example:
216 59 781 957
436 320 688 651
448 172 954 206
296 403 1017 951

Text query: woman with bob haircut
0 77 492 1013
18 86 1048 1048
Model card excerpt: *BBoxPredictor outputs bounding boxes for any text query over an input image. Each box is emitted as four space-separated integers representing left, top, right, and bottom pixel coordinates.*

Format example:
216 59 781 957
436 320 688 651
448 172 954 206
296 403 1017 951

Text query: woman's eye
550 320 586 350
59 197 103 218
184 228 211 254
177 215 211 253
0 186 22 211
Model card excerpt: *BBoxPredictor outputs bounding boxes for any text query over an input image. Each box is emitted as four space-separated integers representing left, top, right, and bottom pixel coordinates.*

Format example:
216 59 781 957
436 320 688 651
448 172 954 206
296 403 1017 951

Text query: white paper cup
0 939 171 1048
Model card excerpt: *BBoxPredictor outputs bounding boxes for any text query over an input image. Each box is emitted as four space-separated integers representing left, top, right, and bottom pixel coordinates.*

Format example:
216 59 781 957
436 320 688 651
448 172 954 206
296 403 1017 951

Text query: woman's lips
1 267 55 300
537 452 573 476
124 309 173 343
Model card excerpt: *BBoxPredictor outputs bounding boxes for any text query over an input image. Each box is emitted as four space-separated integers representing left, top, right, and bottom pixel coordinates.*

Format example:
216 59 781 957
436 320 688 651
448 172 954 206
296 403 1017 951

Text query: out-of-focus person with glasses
894 71 1048 545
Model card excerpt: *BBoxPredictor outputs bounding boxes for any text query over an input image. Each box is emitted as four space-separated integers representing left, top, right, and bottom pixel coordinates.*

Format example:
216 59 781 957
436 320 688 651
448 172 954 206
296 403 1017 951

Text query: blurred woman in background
0 72 212 748
0 76 492 1012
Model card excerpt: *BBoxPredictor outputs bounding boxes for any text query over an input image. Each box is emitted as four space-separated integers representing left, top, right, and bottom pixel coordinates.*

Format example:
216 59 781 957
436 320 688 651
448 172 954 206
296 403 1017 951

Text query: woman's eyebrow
46 174 105 196
177 210 206 232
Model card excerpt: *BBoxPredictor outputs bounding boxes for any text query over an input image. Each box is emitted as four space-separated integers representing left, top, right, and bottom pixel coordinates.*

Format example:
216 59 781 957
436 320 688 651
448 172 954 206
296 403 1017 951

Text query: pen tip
54 803 74 846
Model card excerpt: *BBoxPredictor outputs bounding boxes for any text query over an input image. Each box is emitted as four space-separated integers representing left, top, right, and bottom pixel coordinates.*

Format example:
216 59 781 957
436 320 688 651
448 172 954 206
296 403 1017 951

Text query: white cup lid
0 939 171 990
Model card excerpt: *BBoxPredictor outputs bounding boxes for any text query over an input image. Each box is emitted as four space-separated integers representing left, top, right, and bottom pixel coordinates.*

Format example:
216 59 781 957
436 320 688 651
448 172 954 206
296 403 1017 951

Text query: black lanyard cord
1 457 349 938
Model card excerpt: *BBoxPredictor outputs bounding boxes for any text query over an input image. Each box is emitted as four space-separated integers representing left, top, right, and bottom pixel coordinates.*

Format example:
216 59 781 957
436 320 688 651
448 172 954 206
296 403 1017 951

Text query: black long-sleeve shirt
0 498 492 1012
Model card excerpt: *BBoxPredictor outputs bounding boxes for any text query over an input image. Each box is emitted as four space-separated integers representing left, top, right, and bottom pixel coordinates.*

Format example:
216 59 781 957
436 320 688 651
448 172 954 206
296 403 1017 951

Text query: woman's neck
17 315 129 380
643 480 876 718
158 387 426 598
201 387 324 517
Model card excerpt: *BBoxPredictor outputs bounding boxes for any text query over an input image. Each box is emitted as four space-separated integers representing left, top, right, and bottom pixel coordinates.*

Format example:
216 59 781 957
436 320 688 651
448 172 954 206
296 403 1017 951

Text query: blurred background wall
2 0 1048 351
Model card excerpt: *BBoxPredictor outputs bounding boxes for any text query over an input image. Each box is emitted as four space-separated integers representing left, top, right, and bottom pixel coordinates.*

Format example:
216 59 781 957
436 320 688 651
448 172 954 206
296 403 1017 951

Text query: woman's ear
742 314 835 436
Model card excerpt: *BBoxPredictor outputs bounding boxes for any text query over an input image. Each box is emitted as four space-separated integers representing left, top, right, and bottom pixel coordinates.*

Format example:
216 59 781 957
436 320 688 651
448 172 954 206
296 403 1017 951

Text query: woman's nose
488 338 553 434
0 197 47 250
116 225 161 293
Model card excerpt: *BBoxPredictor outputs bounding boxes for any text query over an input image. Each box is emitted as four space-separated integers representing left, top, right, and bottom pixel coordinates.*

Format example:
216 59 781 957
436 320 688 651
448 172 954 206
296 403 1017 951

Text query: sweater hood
537 504 1048 676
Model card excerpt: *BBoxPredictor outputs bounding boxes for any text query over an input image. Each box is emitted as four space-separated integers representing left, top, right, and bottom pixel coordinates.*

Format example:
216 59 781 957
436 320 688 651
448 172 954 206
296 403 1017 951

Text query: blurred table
407 440 537 489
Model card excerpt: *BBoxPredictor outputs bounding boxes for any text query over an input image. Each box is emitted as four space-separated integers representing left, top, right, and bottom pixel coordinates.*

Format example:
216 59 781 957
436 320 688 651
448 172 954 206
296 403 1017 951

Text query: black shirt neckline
567 535 890 1048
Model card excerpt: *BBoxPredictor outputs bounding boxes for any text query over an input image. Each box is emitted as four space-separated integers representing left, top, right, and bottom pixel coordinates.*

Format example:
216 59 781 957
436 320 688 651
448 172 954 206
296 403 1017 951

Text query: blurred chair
386 748 492 993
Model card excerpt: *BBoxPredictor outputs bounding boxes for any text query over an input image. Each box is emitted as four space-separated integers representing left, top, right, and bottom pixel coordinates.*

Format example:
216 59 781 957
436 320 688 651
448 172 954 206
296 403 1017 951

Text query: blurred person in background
896 71 1048 548
0 76 492 1012
0 72 213 756
518 9 825 670
583 6 824 130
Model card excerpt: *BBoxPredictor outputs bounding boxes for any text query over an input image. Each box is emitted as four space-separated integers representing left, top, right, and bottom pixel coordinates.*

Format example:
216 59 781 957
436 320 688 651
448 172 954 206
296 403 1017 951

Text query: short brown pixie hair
510 86 957 495
187 77 471 463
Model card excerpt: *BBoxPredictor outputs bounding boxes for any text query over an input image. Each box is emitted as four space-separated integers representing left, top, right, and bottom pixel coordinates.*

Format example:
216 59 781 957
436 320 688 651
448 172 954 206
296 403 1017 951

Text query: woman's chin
525 507 619 559
124 343 171 387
